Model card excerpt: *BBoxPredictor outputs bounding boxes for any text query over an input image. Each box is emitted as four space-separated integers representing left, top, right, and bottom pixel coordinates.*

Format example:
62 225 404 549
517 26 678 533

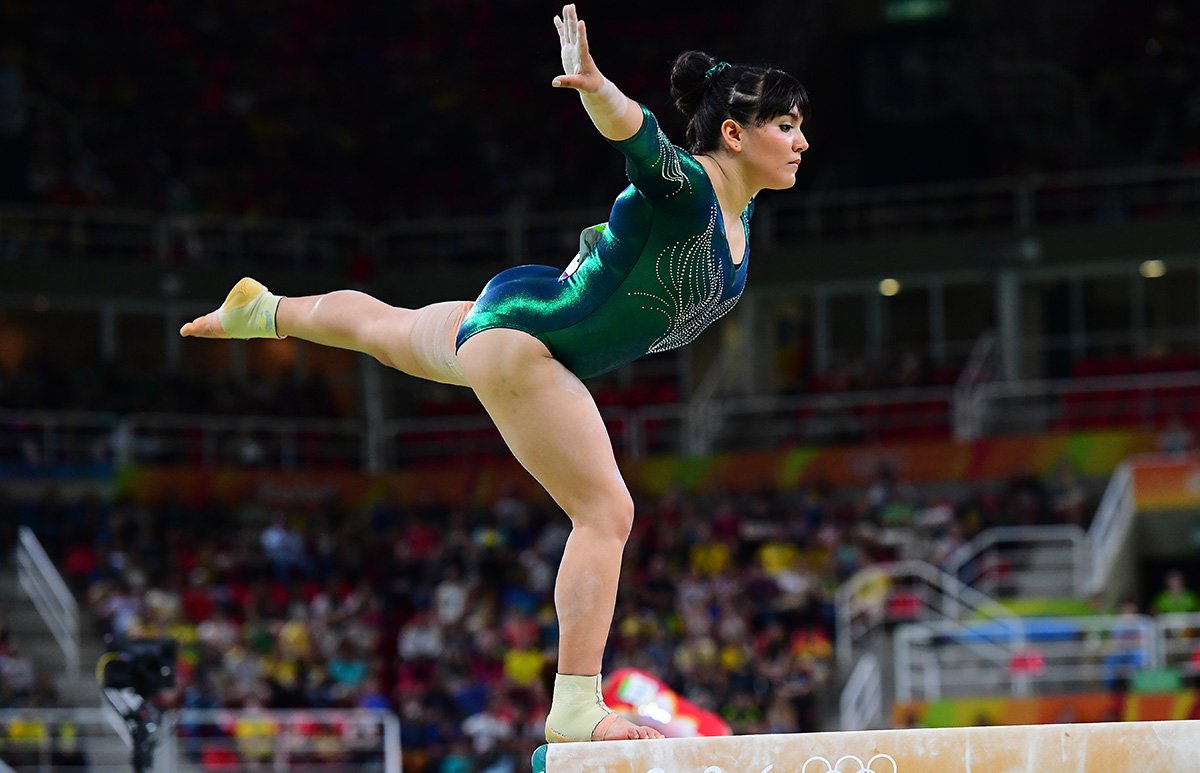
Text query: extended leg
457 328 663 742
180 277 472 385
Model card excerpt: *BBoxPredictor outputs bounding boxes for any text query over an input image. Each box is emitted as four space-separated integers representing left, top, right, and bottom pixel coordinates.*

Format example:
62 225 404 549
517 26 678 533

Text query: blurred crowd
0 359 345 419
0 456 1106 772
1 1 1197 222
0 609 58 711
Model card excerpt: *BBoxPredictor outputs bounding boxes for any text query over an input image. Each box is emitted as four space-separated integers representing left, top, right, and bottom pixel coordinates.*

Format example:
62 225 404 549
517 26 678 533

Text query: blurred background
2 0 1200 770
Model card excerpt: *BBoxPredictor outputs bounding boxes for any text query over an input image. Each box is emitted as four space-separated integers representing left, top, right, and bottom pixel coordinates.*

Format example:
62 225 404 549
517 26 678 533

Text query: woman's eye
780 125 793 132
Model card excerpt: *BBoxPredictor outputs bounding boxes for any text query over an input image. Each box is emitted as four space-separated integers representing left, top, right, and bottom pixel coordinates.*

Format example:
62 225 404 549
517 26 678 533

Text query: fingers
551 74 582 89
564 5 579 47
578 19 589 59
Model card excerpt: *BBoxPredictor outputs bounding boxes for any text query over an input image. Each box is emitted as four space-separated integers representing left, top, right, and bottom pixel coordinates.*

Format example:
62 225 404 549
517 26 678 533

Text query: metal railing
2 382 951 469
173 708 400 773
116 413 366 470
16 527 80 676
1157 611 1200 679
0 384 1192 470
894 613 1163 702
0 707 151 772
1084 461 1136 597
953 333 997 441
835 560 1020 672
957 370 1200 438
1 410 365 470
0 708 401 772
839 653 883 732
0 411 120 467
942 525 1086 600
4 164 1200 268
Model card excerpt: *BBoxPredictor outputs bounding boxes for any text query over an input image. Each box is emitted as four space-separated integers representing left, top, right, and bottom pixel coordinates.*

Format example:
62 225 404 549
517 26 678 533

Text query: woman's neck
696 153 755 218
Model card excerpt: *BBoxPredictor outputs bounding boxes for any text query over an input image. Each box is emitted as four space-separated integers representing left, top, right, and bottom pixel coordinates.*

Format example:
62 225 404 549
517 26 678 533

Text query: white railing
1084 461 1136 597
839 653 883 732
942 524 1086 600
116 412 366 470
0 386 1190 469
1156 611 1200 679
378 387 954 463
173 708 400 773
16 527 80 676
953 332 997 441
773 164 1200 243
835 560 1020 671
1 410 365 470
7 388 950 470
0 707 159 772
0 708 400 772
684 345 738 455
960 370 1200 437
894 613 1163 702
4 164 1199 268
0 410 119 467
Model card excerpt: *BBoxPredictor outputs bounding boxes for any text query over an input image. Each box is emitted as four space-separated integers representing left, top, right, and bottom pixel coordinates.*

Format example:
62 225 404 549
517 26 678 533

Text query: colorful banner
113 429 1164 507
894 690 1200 728
1131 457 1200 511
603 668 730 738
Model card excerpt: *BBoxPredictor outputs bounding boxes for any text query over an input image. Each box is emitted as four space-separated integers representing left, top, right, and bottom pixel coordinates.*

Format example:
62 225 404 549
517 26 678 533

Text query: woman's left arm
551 4 642 142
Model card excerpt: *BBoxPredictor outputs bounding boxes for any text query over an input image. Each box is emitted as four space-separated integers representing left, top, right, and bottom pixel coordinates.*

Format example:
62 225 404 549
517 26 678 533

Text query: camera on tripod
98 638 178 696
97 637 178 772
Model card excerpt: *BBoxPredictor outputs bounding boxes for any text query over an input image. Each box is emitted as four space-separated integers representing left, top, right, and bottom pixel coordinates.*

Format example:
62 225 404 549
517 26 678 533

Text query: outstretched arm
551 4 642 142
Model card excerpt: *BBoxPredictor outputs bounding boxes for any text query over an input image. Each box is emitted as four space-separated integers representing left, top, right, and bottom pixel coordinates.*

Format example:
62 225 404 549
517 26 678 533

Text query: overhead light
1140 260 1166 279
879 278 901 297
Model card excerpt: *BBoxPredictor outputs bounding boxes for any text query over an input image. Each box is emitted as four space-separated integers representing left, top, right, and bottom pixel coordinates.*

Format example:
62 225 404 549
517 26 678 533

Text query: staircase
1 551 132 770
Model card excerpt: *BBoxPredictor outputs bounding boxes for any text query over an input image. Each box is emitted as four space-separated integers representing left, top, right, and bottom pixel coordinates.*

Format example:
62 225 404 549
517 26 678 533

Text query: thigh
402 301 474 386
457 329 630 520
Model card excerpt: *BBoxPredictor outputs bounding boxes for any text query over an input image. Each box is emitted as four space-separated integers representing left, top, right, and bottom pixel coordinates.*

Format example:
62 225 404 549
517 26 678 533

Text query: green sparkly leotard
455 104 752 379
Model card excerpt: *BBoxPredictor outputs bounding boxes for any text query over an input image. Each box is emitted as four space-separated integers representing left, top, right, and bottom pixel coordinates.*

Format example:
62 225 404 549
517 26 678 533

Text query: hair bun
670 50 718 119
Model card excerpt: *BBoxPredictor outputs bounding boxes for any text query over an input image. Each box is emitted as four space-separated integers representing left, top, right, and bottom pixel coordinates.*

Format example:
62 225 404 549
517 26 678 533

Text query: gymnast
181 3 809 743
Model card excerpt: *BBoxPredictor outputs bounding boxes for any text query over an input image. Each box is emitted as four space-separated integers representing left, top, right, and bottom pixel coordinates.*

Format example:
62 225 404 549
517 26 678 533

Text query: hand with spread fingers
552 4 604 93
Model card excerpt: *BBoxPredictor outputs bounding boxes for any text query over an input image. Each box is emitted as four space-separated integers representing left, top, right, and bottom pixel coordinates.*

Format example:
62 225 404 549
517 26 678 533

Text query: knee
568 488 635 542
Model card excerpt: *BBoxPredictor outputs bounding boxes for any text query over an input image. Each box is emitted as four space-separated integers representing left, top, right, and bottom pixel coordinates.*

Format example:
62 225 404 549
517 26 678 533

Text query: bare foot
592 714 664 741
179 310 229 338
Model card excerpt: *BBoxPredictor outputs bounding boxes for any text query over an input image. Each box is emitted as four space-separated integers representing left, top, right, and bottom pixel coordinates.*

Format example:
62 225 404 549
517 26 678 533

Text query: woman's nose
796 131 809 152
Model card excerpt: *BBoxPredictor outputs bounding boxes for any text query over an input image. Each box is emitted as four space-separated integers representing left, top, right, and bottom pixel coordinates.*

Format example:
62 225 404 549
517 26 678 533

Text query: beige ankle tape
544 673 615 743
219 281 283 340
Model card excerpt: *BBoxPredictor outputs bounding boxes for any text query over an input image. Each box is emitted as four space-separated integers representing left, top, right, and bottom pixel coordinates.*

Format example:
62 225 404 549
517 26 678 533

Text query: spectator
1152 570 1200 615
260 513 306 582
1102 600 1148 692
1157 416 1196 455
461 693 516 759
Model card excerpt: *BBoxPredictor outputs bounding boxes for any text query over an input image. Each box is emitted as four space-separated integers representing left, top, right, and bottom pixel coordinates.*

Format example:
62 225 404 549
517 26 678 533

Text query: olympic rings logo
802 754 898 773
645 754 898 773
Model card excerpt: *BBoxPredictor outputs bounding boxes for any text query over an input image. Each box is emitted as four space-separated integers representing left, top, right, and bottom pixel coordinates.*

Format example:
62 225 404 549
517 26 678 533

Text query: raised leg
180 278 472 386
457 328 663 742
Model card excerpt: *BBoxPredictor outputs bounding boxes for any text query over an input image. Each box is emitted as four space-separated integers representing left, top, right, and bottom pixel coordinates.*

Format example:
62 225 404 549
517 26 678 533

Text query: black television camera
98 637 177 696
97 638 178 773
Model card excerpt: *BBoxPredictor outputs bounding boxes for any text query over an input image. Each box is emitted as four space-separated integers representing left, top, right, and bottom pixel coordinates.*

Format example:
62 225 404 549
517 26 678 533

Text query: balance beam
531 720 1200 772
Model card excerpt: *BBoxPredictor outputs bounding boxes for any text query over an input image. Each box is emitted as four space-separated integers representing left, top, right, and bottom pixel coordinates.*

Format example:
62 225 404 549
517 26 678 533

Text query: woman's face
741 110 809 190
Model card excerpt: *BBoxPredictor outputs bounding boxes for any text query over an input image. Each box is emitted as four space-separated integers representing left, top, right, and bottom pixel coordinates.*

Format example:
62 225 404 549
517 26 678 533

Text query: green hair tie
704 61 731 81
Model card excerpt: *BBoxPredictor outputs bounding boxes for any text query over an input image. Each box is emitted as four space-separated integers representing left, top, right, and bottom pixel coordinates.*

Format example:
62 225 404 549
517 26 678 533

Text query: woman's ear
720 119 744 152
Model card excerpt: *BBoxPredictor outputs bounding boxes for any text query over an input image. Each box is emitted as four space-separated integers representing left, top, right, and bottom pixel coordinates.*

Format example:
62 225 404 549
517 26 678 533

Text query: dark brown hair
670 51 810 154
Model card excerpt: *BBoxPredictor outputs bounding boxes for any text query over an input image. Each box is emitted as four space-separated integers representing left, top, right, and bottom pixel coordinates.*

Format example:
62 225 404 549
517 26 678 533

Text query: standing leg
457 328 663 743
180 277 472 385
